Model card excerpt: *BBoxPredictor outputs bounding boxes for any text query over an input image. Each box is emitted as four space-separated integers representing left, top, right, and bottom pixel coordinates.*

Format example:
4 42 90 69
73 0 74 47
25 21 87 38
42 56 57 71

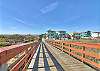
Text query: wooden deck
27 42 64 71
27 42 97 71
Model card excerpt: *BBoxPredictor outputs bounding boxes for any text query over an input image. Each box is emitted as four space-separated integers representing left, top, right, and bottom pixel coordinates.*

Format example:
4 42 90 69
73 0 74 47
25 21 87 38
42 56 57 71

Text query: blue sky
0 0 100 34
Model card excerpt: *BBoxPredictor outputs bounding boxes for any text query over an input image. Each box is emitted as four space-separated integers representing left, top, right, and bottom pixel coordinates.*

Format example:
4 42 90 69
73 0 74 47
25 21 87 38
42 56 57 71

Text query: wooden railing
0 42 39 71
46 40 100 69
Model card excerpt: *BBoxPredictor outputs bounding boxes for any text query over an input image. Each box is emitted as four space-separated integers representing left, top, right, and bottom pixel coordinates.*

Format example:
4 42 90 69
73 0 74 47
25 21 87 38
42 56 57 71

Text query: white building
91 32 100 38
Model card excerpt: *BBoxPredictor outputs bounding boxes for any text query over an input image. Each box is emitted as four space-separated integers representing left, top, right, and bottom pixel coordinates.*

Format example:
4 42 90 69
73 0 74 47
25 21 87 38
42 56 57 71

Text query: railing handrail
0 41 39 71
0 42 33 52
49 39 100 49
46 39 100 70
0 42 34 64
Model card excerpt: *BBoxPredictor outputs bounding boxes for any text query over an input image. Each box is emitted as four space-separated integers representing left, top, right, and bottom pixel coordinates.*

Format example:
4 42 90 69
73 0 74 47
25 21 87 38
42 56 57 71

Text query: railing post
61 41 64 52
69 44 72 56
82 46 85 62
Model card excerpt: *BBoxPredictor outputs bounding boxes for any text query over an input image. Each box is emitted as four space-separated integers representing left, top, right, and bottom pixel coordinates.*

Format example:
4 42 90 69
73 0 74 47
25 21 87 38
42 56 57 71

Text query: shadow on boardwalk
32 42 64 71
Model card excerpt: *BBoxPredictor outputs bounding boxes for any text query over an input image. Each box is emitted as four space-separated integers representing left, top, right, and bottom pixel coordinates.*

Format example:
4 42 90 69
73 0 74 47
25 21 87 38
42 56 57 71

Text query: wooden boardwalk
27 42 64 71
27 42 97 71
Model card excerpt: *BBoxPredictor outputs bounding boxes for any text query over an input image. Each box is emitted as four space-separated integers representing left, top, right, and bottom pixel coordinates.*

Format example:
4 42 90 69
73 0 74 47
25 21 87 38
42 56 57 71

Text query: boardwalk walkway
27 42 64 71
27 42 96 71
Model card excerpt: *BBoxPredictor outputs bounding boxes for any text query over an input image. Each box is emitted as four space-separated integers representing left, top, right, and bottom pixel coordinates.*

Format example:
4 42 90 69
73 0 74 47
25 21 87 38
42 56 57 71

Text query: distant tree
87 31 91 37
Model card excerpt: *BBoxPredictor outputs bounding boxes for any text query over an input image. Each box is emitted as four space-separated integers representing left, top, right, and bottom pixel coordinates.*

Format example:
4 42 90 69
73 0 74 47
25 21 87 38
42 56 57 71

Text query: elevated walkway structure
0 40 99 71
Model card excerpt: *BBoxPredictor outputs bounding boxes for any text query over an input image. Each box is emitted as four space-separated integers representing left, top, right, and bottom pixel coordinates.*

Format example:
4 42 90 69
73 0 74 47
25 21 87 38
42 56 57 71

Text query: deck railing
46 39 100 69
0 42 39 71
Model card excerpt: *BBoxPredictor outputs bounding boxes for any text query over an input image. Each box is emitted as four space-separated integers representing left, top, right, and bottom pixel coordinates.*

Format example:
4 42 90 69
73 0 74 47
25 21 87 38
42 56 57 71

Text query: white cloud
14 17 25 24
13 17 33 28
40 1 59 14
